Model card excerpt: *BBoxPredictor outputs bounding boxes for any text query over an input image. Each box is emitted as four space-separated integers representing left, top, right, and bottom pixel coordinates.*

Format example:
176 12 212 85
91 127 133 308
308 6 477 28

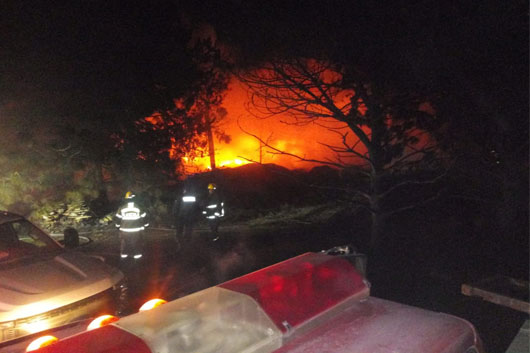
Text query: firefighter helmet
207 183 216 190
125 191 135 199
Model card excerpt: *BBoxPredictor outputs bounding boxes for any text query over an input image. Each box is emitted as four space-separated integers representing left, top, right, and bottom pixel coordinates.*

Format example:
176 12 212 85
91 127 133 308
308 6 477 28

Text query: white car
0 211 125 347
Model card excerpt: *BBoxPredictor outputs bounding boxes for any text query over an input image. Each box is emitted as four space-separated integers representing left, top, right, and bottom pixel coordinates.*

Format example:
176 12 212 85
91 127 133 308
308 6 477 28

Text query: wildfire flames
151 71 432 175
181 78 357 173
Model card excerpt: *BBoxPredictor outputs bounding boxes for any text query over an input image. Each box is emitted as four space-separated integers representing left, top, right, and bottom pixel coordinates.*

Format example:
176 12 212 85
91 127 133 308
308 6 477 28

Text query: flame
180 140 254 173
177 77 360 173
149 70 431 174
198 78 363 171
219 158 248 167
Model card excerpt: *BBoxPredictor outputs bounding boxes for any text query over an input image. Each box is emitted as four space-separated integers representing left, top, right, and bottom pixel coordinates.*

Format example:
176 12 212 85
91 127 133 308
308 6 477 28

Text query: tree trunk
93 160 107 194
369 172 387 252
367 103 387 254
259 140 263 164
205 112 216 170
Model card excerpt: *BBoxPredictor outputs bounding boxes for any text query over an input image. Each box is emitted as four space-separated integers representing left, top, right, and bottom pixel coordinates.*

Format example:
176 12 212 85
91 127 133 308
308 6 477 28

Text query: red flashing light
219 252 368 333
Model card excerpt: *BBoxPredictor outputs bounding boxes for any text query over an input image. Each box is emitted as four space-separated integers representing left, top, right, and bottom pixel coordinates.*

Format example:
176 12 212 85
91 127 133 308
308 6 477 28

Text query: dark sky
1 0 528 129
1 1 194 119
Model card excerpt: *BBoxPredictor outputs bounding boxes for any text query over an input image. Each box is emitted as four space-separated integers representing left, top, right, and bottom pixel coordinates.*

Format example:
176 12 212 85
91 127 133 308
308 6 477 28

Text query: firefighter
173 187 200 243
202 183 224 241
115 191 149 260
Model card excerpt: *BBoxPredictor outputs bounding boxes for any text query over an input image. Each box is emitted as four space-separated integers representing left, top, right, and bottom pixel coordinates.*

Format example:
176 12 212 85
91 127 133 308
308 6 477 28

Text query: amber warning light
25 335 58 352
138 298 167 312
87 315 119 331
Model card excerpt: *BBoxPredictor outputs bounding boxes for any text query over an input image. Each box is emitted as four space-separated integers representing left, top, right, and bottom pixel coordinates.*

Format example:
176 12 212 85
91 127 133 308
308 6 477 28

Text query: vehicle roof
273 296 478 353
0 211 25 225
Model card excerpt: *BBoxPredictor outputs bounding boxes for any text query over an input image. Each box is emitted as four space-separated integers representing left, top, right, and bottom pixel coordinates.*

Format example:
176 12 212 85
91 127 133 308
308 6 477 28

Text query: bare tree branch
379 171 447 200
237 58 444 251
237 120 346 169
383 187 446 217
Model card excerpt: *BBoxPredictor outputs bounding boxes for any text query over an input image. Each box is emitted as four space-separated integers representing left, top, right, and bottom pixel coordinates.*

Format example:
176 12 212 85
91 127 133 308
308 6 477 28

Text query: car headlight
1 315 52 343
0 288 121 344
0 320 17 342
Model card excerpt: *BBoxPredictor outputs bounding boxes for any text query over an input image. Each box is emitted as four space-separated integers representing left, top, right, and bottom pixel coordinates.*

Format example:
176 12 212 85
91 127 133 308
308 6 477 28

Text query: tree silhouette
111 39 230 183
187 39 230 170
239 58 443 251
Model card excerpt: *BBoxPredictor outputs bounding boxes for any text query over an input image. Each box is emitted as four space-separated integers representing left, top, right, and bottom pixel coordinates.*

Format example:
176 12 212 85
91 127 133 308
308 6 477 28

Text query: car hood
0 251 123 322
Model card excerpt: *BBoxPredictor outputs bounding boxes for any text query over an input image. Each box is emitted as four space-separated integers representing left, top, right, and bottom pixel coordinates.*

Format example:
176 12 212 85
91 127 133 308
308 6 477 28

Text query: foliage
36 198 95 232
0 111 98 218
122 39 231 175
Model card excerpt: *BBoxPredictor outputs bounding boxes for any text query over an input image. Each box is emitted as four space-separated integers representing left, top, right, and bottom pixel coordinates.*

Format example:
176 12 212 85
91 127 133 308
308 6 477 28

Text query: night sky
2 1 195 120
1 0 527 130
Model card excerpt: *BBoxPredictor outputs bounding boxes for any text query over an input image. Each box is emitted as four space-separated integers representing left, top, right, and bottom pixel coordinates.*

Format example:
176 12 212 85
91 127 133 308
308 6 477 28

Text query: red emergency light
219 252 369 334
27 252 368 353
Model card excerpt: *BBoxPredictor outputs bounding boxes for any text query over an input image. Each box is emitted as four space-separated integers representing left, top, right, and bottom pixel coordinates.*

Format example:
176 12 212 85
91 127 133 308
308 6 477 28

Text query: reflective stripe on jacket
116 201 149 232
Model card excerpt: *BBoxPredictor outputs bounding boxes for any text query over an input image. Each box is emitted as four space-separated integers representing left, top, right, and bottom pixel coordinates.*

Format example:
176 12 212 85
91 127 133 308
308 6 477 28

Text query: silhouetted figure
202 183 225 241
115 191 149 261
173 187 200 245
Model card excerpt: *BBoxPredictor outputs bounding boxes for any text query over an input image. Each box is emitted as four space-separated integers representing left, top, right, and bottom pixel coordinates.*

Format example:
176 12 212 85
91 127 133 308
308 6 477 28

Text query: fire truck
11 251 483 353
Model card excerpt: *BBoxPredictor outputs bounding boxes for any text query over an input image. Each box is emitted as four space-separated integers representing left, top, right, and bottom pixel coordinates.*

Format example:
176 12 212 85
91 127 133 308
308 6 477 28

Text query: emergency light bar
28 252 369 353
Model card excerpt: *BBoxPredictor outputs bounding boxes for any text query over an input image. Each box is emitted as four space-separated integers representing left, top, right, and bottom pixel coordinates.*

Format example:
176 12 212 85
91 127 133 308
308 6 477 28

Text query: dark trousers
176 216 195 238
119 230 143 256
208 217 221 236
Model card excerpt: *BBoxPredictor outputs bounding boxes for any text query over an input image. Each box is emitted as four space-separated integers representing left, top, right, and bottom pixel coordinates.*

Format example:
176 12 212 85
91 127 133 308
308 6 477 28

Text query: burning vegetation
172 77 371 174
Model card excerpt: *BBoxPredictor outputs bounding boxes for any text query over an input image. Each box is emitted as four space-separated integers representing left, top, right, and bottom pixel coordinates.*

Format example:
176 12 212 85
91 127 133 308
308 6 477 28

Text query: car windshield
0 219 62 262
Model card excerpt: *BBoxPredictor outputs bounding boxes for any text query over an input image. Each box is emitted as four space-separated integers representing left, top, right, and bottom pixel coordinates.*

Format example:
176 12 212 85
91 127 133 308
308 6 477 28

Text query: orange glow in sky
181 77 363 173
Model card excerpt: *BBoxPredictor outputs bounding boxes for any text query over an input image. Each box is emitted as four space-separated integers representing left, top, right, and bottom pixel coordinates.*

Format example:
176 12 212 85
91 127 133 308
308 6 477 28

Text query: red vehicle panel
274 296 481 353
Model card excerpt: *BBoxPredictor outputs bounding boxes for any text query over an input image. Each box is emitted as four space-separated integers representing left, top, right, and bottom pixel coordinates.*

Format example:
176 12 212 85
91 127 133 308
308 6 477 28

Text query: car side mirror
63 227 80 249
